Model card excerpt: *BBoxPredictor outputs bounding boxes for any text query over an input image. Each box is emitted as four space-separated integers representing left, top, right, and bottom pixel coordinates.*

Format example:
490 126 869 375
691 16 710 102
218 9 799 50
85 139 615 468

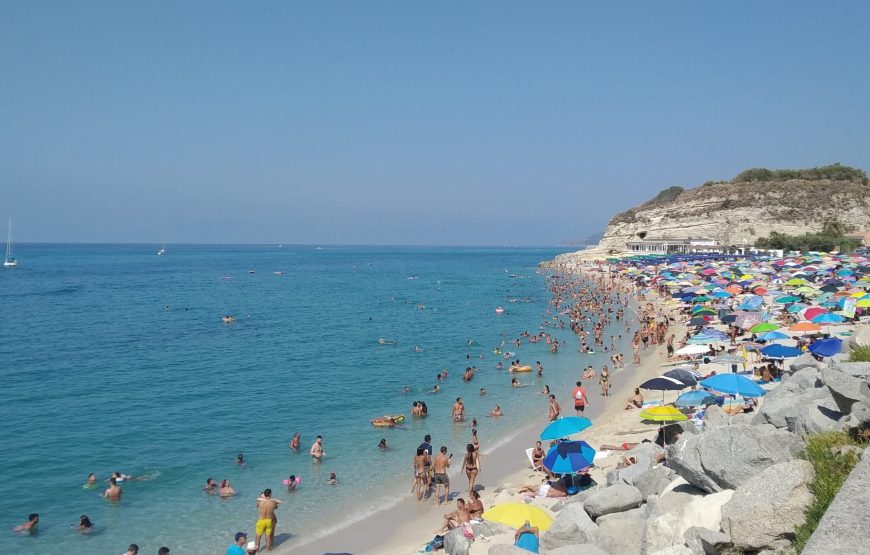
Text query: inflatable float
371 415 405 427
282 476 302 486
511 365 532 373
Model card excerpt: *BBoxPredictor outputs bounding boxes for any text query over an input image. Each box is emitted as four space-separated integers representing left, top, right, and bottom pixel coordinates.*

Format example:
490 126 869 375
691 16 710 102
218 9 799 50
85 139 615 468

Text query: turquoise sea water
0 244 623 554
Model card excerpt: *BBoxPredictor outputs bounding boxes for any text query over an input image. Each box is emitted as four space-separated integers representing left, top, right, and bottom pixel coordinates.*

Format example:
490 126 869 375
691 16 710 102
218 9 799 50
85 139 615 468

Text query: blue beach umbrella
760 344 802 359
639 376 686 391
542 440 595 474
663 368 700 387
539 416 593 441
811 313 846 325
809 337 843 358
758 331 790 341
675 390 718 408
699 373 767 397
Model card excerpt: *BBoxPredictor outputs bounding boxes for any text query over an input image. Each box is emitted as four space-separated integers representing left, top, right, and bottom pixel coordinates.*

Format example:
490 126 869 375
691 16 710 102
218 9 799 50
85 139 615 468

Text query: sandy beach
293 269 684 555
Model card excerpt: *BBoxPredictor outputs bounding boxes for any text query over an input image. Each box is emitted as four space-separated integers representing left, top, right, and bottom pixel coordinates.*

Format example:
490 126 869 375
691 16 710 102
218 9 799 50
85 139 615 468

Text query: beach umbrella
808 337 843 358
539 416 593 441
750 323 779 334
774 295 801 304
760 344 802 359
675 390 718 408
789 322 821 332
482 503 553 532
639 376 687 391
663 368 700 387
688 316 711 327
811 313 845 325
639 405 688 422
699 373 767 397
675 344 711 356
757 330 790 341
711 353 745 364
542 441 595 474
802 307 828 321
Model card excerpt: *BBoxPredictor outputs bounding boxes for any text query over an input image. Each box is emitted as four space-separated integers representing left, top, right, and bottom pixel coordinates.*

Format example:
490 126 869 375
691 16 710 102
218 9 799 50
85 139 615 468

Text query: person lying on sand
517 480 568 498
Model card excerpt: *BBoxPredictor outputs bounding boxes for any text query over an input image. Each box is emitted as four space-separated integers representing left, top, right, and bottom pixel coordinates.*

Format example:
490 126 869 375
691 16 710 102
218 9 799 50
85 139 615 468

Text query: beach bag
425 534 445 551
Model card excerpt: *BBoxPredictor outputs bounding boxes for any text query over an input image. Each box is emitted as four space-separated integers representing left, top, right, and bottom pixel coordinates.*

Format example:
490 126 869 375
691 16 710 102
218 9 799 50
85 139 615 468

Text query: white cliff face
595 178 870 254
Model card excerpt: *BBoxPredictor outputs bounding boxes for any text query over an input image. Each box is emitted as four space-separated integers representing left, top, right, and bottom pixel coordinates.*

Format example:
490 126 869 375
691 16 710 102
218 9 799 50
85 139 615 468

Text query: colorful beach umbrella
789 322 821 332
699 373 767 397
639 376 687 391
539 416 592 441
812 313 846 325
750 323 779 334
482 503 553 532
639 405 688 422
758 330 790 341
663 368 700 387
675 390 718 408
542 440 595 474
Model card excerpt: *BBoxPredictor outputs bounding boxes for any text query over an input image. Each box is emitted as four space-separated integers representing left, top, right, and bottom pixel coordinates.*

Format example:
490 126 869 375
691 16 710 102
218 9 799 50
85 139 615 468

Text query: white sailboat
4 219 17 268
157 241 166 256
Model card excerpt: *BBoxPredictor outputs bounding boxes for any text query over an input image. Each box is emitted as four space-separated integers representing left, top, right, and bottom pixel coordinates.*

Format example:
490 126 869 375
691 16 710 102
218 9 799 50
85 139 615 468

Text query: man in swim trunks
310 435 324 461
452 398 465 422
255 488 281 551
572 381 589 417
104 477 122 501
432 445 451 505
548 394 561 421
436 498 470 533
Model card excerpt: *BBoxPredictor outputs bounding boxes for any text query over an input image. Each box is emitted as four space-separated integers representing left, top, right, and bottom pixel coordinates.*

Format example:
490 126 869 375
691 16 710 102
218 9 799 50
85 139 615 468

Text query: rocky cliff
593 165 870 255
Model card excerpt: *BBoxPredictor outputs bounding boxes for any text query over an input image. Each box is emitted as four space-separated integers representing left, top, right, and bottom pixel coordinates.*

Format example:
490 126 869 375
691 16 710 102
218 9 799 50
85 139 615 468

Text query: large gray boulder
803 446 870 555
821 366 870 413
667 425 803 493
684 527 732 555
646 482 706 519
540 502 599 550
720 460 815 551
847 325 870 349
633 465 674 501
785 388 845 437
546 545 609 555
595 506 646 525
788 352 822 373
486 545 530 555
596 516 645 554
471 520 510 537
843 399 870 429
642 490 733 554
444 527 471 555
756 380 829 429
831 361 870 379
583 484 643 518
788 367 823 389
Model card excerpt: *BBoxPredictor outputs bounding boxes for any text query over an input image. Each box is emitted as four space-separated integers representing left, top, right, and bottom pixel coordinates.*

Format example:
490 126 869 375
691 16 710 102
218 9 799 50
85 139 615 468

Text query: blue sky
2 1 869 245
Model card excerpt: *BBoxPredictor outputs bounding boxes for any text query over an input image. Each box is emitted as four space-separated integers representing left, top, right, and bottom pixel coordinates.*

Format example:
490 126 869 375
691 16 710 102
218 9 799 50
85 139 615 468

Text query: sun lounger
525 447 537 469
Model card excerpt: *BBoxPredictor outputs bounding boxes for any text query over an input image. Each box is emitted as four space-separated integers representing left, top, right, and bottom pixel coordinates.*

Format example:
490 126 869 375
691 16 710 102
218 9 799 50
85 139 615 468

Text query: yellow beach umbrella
482 503 554 532
639 405 688 422
856 299 870 308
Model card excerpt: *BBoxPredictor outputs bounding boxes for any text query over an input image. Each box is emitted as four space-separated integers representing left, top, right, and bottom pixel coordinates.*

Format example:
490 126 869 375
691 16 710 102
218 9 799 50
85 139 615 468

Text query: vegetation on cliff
734 164 868 185
755 220 861 253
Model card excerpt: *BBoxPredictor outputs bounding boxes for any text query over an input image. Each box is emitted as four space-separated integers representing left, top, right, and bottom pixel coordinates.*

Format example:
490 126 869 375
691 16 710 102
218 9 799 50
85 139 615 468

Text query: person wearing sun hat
227 531 247 555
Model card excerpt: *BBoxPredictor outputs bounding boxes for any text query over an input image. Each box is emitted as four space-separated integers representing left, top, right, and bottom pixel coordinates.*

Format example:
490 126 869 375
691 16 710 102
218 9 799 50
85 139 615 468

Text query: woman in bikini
461 443 480 496
530 440 546 471
412 447 429 500
599 365 610 397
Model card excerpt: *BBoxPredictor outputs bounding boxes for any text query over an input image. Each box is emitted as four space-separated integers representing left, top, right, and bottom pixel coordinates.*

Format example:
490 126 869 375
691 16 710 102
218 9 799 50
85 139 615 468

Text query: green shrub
754 221 860 253
733 164 867 184
848 345 870 362
794 432 865 552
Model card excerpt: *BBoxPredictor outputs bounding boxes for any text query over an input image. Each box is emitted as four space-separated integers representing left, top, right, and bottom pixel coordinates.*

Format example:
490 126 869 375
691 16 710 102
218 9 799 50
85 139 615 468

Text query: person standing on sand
572 381 588 416
548 394 561 421
432 446 451 505
632 332 641 364
254 489 281 551
599 366 610 397
310 435 324 461
412 447 428 500
461 443 480 495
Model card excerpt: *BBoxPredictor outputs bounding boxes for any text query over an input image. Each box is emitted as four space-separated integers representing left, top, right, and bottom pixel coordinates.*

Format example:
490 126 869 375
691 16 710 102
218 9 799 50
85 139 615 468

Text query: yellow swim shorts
256 518 273 535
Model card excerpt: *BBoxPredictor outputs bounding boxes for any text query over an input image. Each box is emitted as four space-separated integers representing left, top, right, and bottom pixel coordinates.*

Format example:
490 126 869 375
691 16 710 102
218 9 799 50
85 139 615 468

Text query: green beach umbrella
750 323 779 333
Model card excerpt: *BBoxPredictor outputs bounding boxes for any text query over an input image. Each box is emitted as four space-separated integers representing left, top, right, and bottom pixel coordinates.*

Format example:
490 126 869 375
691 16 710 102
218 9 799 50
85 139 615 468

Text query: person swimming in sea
378 438 388 449
290 432 301 450
76 514 94 533
13 513 39 534
84 473 98 489
327 472 338 485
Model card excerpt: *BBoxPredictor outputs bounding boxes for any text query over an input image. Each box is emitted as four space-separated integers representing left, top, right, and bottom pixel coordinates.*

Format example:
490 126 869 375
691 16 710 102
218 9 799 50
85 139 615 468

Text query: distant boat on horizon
157 241 166 256
4 219 17 268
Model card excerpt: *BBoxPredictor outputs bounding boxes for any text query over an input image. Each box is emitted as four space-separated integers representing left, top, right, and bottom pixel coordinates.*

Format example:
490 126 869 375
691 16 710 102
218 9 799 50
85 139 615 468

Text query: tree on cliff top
733 164 868 184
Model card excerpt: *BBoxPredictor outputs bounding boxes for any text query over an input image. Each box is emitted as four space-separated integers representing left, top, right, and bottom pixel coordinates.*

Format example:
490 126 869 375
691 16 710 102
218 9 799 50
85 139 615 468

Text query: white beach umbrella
675 344 711 356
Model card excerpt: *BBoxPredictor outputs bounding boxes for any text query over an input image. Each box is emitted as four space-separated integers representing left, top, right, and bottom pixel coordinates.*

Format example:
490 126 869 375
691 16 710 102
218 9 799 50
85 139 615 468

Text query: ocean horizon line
9 241 578 249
